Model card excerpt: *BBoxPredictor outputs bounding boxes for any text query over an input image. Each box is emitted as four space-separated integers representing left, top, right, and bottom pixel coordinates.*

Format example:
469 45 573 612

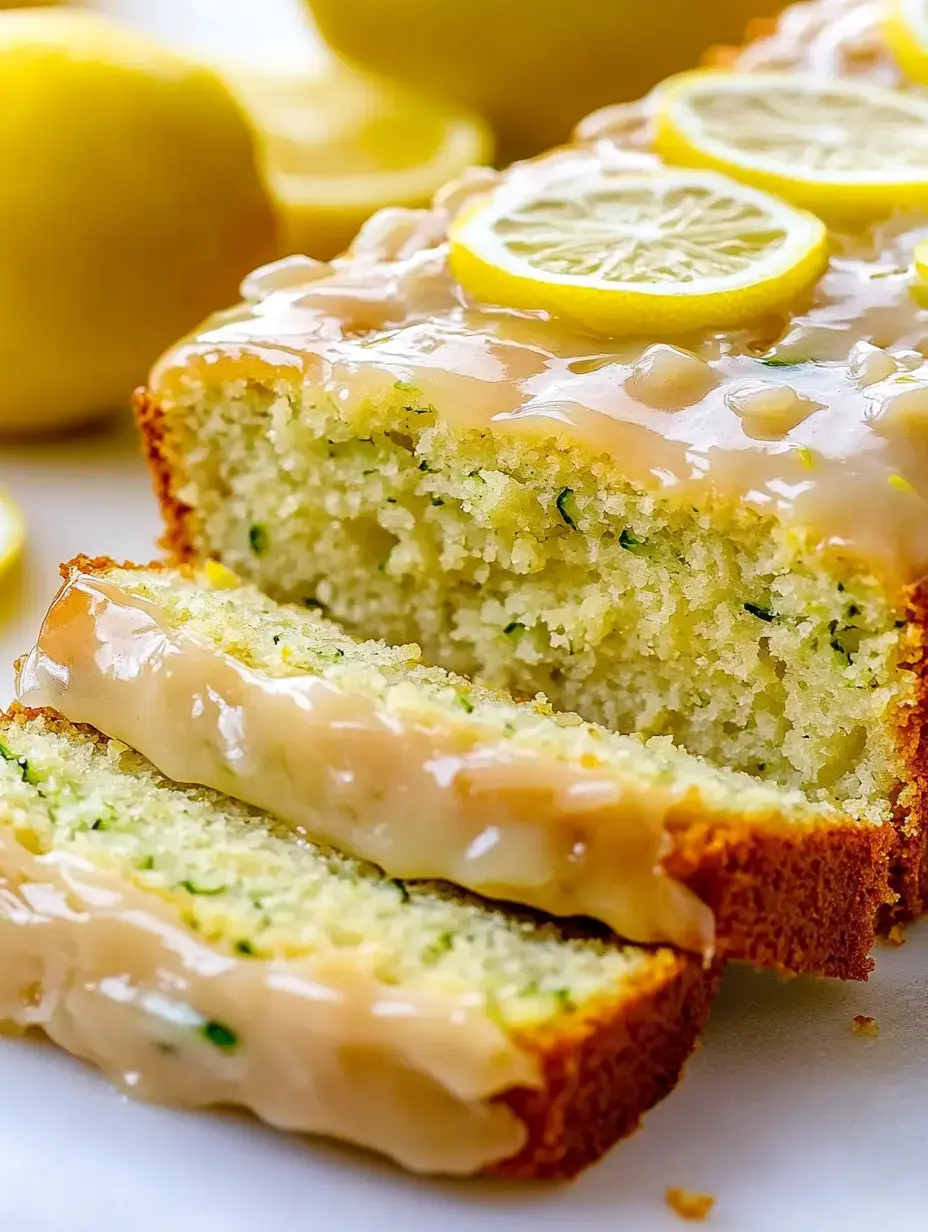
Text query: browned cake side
496 951 719 1179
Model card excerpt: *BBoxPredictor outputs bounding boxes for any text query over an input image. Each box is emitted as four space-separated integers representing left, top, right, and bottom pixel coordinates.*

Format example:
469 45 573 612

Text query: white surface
0 3 926 1229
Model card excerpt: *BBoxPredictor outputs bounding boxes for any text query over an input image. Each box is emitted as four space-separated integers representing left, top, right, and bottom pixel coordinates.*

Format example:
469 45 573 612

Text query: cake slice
0 705 717 1179
134 12 928 924
17 556 891 978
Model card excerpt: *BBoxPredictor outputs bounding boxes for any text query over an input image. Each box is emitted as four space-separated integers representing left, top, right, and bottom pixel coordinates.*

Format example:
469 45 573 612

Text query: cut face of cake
136 0 928 920
17 557 892 976
0 706 718 1179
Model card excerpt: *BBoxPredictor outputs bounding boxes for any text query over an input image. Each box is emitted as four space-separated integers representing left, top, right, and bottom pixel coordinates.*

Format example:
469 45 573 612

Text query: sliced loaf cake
135 5 928 923
17 556 893 977
0 705 717 1179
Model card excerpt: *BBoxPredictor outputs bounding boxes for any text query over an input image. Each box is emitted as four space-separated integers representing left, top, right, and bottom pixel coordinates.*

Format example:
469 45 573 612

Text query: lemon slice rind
885 0 928 85
271 114 491 213
227 67 492 258
449 165 828 335
654 69 928 217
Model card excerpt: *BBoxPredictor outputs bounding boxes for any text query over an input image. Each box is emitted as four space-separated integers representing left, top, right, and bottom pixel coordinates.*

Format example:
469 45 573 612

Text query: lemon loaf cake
136 11 928 921
0 705 718 1179
18 556 893 976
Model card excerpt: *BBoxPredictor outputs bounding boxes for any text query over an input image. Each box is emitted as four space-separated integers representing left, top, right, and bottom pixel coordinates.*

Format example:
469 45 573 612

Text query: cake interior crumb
166 378 912 827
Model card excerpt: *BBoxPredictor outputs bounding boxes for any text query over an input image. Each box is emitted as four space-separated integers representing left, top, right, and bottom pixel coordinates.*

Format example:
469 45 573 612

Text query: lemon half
655 69 928 218
449 164 828 335
228 66 492 261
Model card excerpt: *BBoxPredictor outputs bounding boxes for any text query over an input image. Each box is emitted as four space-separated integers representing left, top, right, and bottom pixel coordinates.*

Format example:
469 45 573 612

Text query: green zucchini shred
619 528 648 553
556 487 580 530
744 602 775 622
180 879 227 896
248 523 269 556
200 1020 239 1051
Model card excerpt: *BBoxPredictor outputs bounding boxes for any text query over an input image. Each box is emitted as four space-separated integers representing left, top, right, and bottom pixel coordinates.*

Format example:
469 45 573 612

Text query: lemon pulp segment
448 165 828 335
228 67 492 261
655 69 928 218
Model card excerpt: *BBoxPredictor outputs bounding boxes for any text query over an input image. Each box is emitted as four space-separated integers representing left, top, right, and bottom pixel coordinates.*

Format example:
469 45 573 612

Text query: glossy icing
17 571 714 953
153 19 928 586
728 0 898 82
0 823 537 1173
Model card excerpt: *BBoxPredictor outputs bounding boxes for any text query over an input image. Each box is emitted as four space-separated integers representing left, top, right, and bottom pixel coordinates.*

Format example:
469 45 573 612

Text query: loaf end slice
0 706 718 1179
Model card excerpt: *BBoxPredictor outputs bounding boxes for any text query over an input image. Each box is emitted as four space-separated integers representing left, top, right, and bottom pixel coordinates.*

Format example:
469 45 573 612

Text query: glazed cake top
152 0 928 586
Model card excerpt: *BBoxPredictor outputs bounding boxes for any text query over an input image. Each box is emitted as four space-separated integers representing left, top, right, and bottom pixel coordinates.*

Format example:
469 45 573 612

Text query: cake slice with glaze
0 705 718 1179
135 8 928 923
17 555 893 978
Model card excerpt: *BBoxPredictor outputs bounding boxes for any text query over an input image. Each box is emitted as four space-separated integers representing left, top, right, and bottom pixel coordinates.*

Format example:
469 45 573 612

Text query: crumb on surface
852 1014 880 1037
886 923 907 947
665 1187 715 1221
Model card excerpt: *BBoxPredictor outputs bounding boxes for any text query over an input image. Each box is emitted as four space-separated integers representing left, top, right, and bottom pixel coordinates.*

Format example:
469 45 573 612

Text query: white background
0 3 926 1229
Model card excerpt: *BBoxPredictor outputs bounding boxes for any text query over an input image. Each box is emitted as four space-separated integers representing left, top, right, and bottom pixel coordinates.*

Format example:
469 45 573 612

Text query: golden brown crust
132 388 197 563
888 576 928 922
496 953 719 1180
1 703 716 1182
664 813 891 980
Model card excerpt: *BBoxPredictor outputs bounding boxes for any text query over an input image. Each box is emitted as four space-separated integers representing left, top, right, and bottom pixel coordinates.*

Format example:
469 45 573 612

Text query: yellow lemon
0 490 24 583
226 66 491 262
884 0 928 83
449 162 828 335
0 8 277 433
304 0 784 161
655 69 928 219
915 238 928 278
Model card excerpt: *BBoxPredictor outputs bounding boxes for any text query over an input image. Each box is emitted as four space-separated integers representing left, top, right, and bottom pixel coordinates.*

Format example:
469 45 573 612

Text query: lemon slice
916 237 928 277
227 66 492 261
885 0 928 84
655 69 928 218
0 490 24 582
448 164 828 335
911 237 928 306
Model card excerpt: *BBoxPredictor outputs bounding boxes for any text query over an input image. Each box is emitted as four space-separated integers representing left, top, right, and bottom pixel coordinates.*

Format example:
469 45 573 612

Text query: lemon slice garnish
655 69 928 218
915 237 928 279
448 163 828 335
0 490 24 581
885 0 928 84
227 66 492 260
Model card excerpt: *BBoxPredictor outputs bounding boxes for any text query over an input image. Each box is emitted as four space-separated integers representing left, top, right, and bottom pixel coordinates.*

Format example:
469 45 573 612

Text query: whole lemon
0 8 278 432
306 0 784 162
